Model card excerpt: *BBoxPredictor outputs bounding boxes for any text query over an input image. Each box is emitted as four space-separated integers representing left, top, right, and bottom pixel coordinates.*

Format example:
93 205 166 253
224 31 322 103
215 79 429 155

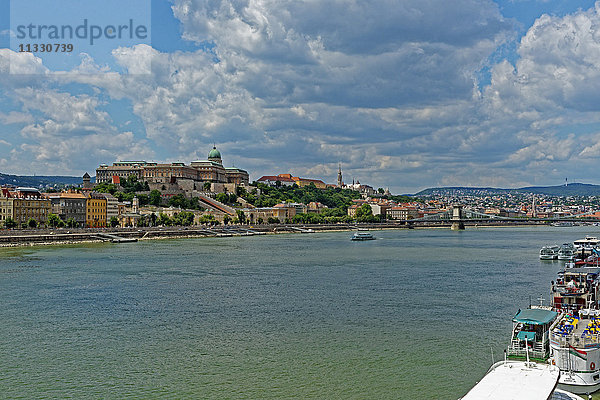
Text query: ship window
594 374 599 381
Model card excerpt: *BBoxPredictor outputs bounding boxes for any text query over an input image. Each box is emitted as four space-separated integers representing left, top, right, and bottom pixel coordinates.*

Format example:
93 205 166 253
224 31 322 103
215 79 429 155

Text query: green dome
208 146 221 159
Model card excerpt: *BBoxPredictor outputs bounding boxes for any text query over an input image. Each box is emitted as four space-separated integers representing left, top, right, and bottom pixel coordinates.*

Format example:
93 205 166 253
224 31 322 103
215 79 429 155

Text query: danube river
0 226 595 398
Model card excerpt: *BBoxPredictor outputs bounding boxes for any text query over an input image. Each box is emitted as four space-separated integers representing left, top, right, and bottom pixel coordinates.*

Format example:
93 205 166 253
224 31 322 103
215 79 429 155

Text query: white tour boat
558 244 577 261
460 359 584 400
351 231 375 241
541 245 560 260
549 266 600 394
574 237 600 252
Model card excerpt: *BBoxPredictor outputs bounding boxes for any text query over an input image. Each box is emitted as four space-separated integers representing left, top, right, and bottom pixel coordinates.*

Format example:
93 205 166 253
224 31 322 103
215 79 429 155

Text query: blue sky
2 0 600 193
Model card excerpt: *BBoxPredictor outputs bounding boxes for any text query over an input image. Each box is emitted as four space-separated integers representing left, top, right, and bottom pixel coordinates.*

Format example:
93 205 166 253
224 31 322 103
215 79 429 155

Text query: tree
215 193 228 204
66 218 77 228
223 215 231 225
47 213 63 228
156 212 172 226
149 190 162 206
168 194 189 209
4 217 16 229
355 204 378 223
203 182 211 191
109 216 119 228
236 210 246 224
267 217 280 224
378 188 385 194
27 218 38 228
137 194 149 206
257 217 264 224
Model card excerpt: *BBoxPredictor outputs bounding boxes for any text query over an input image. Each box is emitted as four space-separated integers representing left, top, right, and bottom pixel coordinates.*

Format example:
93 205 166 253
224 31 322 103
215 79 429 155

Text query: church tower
337 163 343 187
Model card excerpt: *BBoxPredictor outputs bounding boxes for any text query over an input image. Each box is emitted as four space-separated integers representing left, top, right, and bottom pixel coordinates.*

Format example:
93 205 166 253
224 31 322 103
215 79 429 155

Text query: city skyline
1 0 600 193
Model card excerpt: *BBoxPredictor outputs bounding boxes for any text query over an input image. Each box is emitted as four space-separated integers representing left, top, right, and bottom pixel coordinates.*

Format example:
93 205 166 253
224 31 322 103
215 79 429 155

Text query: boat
548 266 600 394
541 245 560 260
507 307 558 362
558 244 577 261
460 359 584 400
351 231 375 241
553 222 575 227
574 236 599 252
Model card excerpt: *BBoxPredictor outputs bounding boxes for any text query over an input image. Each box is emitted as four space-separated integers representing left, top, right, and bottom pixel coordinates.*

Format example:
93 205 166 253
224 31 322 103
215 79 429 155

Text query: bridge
402 205 600 229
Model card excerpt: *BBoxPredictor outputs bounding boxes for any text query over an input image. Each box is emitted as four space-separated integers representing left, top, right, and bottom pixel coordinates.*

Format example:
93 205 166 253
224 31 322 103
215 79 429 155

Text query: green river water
0 226 596 399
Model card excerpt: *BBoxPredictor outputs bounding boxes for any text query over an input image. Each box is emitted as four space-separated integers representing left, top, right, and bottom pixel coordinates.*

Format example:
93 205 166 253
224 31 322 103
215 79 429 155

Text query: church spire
337 162 343 187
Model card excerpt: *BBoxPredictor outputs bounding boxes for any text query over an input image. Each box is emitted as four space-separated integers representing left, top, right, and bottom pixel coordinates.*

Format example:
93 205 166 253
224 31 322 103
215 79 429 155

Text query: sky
1 0 600 193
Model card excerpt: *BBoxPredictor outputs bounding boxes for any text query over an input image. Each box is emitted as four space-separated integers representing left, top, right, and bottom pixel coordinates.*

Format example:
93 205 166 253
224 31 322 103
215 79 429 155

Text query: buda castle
96 146 249 190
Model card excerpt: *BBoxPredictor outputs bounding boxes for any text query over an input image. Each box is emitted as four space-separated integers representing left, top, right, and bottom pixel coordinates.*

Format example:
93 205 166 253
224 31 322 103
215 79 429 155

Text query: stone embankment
0 220 544 247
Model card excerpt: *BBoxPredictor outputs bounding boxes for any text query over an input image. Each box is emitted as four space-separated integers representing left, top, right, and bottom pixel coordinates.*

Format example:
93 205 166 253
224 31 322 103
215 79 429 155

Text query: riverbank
0 220 555 247
0 222 556 247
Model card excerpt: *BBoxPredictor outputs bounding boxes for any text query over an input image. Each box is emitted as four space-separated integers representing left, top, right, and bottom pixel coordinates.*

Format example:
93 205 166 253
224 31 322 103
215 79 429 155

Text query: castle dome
208 146 221 159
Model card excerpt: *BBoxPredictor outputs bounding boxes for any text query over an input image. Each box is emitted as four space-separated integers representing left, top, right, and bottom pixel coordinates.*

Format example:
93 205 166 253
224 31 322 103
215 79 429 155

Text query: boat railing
506 342 547 360
550 331 600 347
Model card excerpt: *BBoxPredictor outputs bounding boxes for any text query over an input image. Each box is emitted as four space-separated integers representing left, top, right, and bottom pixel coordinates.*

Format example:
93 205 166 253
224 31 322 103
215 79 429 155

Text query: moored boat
460 360 584 400
558 244 577 261
574 236 599 252
351 231 375 241
507 307 558 362
549 266 600 394
541 245 560 260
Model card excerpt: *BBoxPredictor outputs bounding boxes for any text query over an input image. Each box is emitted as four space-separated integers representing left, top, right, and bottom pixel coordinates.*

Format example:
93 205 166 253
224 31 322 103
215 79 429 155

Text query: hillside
415 183 600 196
0 172 90 188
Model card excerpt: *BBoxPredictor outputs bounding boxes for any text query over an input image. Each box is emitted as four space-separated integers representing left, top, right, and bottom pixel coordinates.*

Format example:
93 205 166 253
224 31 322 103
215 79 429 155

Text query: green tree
4 217 17 229
137 194 149 206
168 194 189 209
215 193 226 203
355 204 378 223
149 190 162 206
27 218 38 228
109 216 119 227
236 210 246 224
65 218 77 228
156 212 171 226
47 213 63 228
257 217 264 224
223 215 231 225
95 182 118 195
203 182 211 191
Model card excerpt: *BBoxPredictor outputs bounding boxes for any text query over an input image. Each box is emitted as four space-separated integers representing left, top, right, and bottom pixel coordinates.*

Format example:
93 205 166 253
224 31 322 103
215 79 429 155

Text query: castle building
96 146 249 187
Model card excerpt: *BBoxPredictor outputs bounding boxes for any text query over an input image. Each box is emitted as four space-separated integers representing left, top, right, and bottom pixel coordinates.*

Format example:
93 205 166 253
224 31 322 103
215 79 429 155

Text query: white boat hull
557 376 600 395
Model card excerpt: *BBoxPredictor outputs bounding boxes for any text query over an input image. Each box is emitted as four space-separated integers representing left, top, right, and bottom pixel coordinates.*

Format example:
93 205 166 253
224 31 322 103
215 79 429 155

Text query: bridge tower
451 205 465 230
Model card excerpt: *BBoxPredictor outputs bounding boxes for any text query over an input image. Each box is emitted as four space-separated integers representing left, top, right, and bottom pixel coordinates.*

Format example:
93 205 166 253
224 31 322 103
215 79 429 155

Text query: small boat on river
351 231 375 241
541 245 560 260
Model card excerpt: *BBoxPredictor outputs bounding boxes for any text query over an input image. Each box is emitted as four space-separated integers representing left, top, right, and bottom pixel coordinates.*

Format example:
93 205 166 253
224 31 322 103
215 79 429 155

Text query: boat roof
461 361 559 400
513 309 557 326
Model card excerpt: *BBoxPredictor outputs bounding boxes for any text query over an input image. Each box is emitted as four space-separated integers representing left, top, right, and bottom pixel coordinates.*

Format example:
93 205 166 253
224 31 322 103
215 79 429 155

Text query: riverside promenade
0 219 551 247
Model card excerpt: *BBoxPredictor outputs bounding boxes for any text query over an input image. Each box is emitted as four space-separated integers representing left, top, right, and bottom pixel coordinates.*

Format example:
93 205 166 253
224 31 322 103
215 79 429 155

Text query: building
103 193 119 223
256 173 326 188
256 175 296 186
96 161 150 184
307 202 328 213
387 206 420 220
0 187 51 227
46 192 87 227
85 192 107 227
97 146 249 188
291 176 327 189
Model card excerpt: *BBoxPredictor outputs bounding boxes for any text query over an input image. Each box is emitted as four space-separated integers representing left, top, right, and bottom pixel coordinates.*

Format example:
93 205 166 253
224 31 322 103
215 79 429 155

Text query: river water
0 226 594 399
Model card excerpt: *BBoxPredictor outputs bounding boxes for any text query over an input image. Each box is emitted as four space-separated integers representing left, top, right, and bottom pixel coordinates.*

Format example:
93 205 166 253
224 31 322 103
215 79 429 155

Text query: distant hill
415 183 600 196
0 172 91 188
